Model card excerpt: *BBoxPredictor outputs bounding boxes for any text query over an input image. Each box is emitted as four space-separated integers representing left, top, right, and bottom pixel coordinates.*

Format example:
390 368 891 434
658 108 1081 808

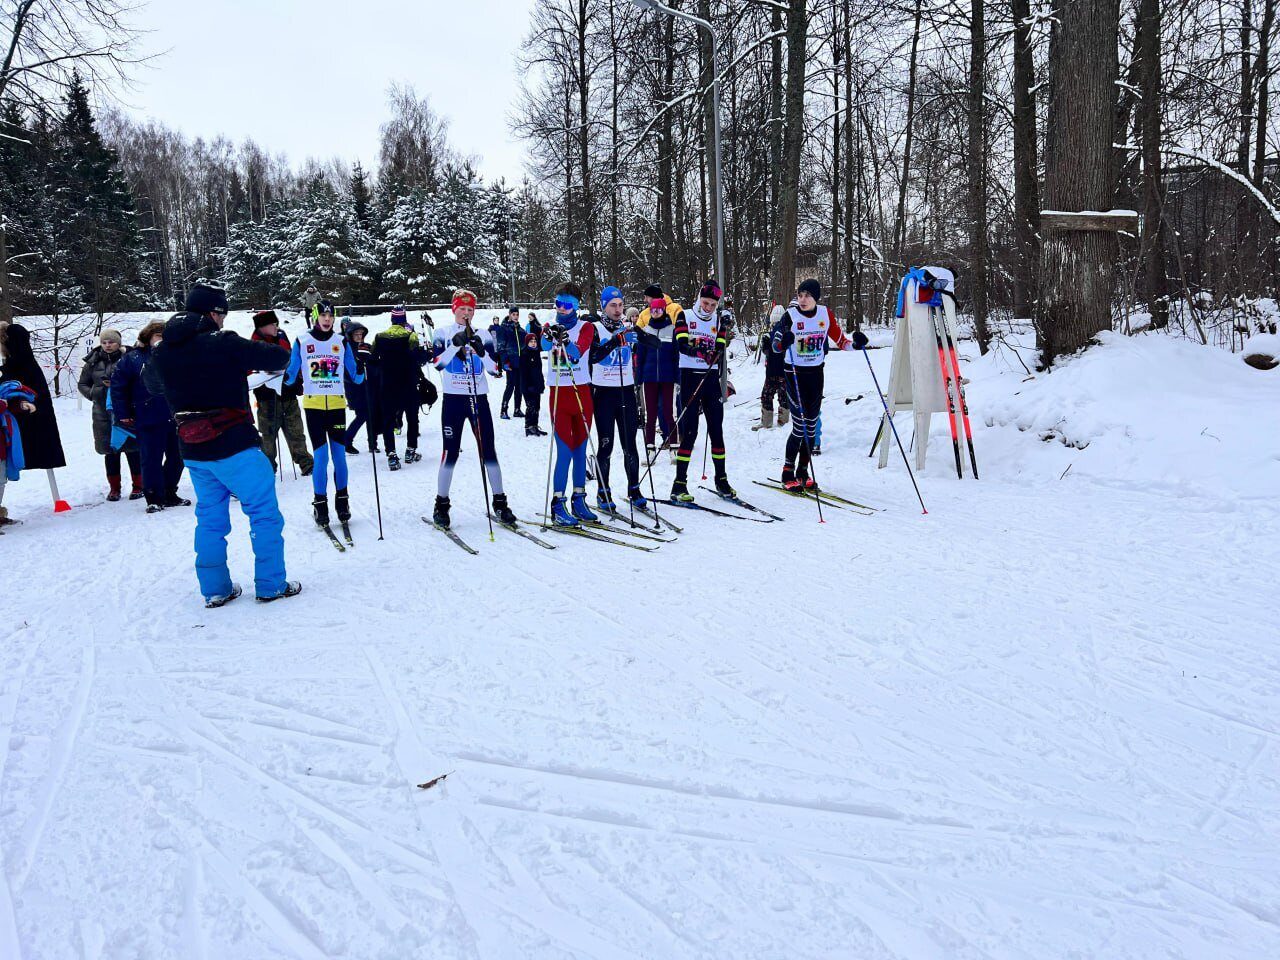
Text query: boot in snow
777 405 791 427
714 476 737 498
596 488 617 512
670 479 694 503
312 495 330 527
549 495 579 527
387 452 401 471
626 485 647 510
405 448 422 464
129 473 144 500
106 475 122 502
526 425 547 437
781 465 802 492
492 494 517 526
500 407 510 420
205 583 243 609
751 406 774 432
258 581 302 603
335 488 351 523
432 496 451 528
570 489 598 523
162 490 191 507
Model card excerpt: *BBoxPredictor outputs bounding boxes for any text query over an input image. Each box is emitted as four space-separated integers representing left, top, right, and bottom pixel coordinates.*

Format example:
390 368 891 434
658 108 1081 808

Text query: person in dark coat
112 321 187 512
371 309 427 469
634 284 681 452
342 321 378 454
0 321 66 471
519 323 546 436
496 305 524 419
250 310 314 476
78 328 142 500
144 284 299 607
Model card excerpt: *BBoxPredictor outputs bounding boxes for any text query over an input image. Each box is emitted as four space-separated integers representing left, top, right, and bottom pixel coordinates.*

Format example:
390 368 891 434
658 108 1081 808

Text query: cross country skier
284 302 364 532
671 279 734 501
429 289 517 529
372 305 426 470
770 279 867 490
590 285 644 511
541 282 598 527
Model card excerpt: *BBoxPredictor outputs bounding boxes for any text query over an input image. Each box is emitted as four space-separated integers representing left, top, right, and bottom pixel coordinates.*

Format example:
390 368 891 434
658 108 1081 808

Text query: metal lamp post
632 0 729 398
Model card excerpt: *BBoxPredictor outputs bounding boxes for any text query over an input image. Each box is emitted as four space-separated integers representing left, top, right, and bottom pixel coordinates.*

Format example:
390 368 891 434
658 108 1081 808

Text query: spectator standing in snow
519 322 546 436
497 305 524 419
633 284 680 455
112 321 188 513
301 283 320 321
250 310 314 476
753 305 791 432
342 321 377 454
78 328 142 501
145 283 300 608
372 306 427 470
0 321 67 479
0 376 38 528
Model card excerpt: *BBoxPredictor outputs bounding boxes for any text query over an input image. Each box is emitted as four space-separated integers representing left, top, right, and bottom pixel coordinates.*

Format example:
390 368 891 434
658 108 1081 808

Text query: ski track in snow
1 330 1278 958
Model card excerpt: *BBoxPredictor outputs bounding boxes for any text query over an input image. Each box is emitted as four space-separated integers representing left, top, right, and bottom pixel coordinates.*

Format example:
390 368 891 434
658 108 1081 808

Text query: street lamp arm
631 0 713 34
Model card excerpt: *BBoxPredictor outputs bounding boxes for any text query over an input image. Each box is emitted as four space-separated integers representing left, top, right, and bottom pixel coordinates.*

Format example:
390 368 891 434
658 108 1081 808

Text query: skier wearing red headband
428 289 517 530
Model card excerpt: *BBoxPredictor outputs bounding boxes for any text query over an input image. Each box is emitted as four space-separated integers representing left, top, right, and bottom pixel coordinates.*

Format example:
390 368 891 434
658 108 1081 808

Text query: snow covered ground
2 323 1278 958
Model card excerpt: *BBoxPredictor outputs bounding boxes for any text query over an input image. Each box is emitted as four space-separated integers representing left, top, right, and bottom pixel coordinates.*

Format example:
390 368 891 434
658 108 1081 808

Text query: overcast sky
122 0 536 184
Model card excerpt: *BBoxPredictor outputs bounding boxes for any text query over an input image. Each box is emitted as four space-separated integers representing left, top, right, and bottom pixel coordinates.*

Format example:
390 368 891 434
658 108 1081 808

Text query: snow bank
975 330 1280 498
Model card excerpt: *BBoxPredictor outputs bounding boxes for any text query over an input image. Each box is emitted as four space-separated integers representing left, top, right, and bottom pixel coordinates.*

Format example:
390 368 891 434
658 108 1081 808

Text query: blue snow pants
186 446 287 601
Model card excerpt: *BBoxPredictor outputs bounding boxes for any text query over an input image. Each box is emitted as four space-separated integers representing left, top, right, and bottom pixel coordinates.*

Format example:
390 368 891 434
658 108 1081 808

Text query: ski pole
861 346 928 514
364 379 384 540
464 332 495 543
784 366 825 523
634 349 720 495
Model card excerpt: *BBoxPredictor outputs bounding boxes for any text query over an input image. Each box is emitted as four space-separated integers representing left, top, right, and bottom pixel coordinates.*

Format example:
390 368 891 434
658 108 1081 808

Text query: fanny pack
175 407 251 444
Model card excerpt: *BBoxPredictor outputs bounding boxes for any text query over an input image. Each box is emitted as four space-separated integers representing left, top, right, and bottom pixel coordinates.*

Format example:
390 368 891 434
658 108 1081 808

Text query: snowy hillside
2 329 1278 958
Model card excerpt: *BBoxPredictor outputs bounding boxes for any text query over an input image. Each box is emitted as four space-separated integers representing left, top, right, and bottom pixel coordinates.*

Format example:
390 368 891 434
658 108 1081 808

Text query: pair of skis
320 520 354 552
928 302 979 479
421 516 557 555
752 479 877 516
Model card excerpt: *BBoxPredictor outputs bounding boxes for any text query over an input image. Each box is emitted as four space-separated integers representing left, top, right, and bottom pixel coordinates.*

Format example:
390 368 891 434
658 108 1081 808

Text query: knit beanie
797 278 822 301
100 329 122 345
253 310 279 329
698 279 723 301
186 283 229 315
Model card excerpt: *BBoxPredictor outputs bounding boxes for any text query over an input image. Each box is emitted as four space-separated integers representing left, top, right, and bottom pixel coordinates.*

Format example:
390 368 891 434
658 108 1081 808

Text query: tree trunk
769 4 783 275
1137 0 1169 328
769 0 809 300
576 0 596 299
888 0 923 315
967 0 990 352
0 222 11 326
1036 0 1121 365
1010 0 1041 318
842 0 857 322
660 15 676 282
698 0 721 284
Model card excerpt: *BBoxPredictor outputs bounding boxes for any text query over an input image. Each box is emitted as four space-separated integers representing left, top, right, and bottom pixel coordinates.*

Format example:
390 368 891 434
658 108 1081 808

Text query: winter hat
253 309 279 329
643 283 664 300
648 297 667 315
600 285 624 310
797 278 822 301
626 306 640 321
186 283 229 316
698 279 723 301
316 301 334 316
99 329 122 345
390 305 408 324
451 289 478 312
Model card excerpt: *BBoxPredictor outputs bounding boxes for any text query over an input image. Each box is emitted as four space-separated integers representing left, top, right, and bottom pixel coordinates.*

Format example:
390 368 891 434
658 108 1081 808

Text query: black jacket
145 312 290 462
0 322 66 469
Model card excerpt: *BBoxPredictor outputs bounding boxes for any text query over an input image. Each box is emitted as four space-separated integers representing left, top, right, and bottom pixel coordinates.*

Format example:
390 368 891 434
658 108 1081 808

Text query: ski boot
500 407 510 420
714 476 737 498
781 466 803 492
570 489 598 523
204 583 243 609
803 476 819 491
257 581 302 603
549 495 579 527
492 494 517 526
107 476 122 502
405 448 422 464
626 485 648 510
596 488 617 513
811 444 822 456
312 494 330 527
670 479 694 504
335 488 351 523
162 490 192 508
387 452 401 471
432 495 451 529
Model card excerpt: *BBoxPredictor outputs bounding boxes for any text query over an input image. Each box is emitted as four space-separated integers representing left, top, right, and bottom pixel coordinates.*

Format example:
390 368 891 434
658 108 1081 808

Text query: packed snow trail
1 327 1277 958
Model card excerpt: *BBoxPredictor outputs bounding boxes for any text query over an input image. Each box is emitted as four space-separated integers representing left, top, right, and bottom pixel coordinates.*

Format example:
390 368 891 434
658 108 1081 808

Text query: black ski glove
549 323 569 345
468 333 486 357
452 331 469 347
850 330 869 350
